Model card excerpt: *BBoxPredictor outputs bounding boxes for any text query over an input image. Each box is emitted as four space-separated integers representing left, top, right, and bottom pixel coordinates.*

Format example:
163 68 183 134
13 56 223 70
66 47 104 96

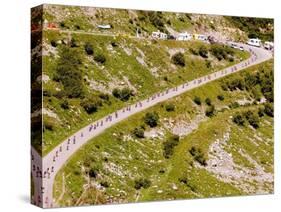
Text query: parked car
176 32 192 41
152 31 168 40
247 38 261 47
264 41 274 50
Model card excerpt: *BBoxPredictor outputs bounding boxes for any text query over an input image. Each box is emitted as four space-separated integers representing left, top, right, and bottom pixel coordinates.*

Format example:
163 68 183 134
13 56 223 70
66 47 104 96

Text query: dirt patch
236 98 253 106
144 127 165 140
123 46 132 56
168 48 186 57
199 131 273 194
42 108 61 122
42 42 58 57
136 56 147 67
163 113 206 138
104 162 126 177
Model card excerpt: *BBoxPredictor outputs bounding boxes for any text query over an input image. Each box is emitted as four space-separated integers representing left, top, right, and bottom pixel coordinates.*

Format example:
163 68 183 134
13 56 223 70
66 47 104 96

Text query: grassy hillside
53 60 273 206
40 4 273 42
225 16 274 41
37 28 249 155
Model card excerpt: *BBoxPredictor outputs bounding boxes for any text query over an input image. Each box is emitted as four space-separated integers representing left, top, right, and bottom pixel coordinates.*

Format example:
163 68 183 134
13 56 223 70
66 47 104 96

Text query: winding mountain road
31 39 273 208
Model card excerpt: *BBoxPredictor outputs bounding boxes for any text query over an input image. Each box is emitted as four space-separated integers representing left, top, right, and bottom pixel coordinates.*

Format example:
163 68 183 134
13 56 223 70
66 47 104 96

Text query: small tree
70 38 78 48
60 99 69 109
163 135 180 158
193 96 201 105
133 127 145 138
189 147 207 166
217 94 225 101
81 97 102 114
99 93 110 101
134 178 151 190
232 113 245 126
120 88 133 101
205 105 215 117
244 111 259 128
205 98 212 106
144 112 159 127
264 103 273 117
50 40 57 47
84 43 94 55
112 88 133 101
111 41 118 47
165 103 175 112
171 52 185 67
94 53 106 64
199 46 208 58
89 165 99 178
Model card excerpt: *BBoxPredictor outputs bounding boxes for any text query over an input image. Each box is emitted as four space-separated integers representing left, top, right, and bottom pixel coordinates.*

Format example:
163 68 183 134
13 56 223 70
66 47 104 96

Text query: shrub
84 43 94 55
205 98 212 106
94 53 106 64
198 46 208 58
59 22 65 28
165 103 175 112
205 105 215 117
242 110 260 128
148 12 164 29
229 102 240 109
100 181 109 188
132 127 145 138
99 93 109 101
178 177 188 185
112 88 120 98
159 168 165 174
61 99 69 109
134 178 151 190
227 77 246 91
232 113 245 126
205 60 212 68
258 107 265 117
43 121 54 131
89 165 99 178
171 52 185 67
144 112 159 127
43 90 52 97
210 44 234 61
163 135 180 158
54 90 66 99
264 103 273 117
193 96 201 105
189 147 207 166
81 97 102 114
190 48 199 56
111 41 118 47
112 87 133 101
70 38 78 48
56 47 84 98
247 112 259 128
50 40 57 47
217 94 225 101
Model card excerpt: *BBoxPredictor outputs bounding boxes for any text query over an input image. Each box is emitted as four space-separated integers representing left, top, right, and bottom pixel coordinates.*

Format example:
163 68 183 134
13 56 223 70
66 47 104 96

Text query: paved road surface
31 39 273 208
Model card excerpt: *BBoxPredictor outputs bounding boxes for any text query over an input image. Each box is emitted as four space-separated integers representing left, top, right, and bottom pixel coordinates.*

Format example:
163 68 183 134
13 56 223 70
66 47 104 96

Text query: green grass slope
38 29 248 155
53 60 273 206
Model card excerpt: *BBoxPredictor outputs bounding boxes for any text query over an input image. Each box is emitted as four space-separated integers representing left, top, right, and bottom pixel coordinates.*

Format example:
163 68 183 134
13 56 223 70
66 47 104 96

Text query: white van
176 32 192 41
247 38 261 47
152 31 168 40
